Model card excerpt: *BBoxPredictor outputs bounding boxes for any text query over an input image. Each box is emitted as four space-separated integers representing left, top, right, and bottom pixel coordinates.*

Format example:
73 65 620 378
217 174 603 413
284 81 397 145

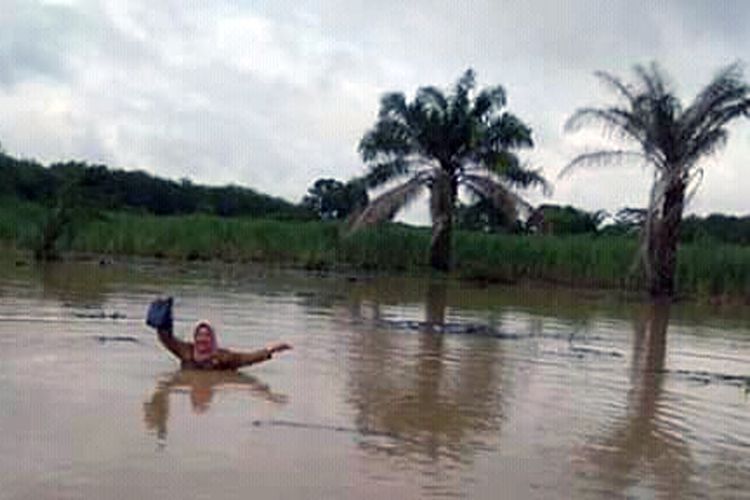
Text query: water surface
0 260 748 499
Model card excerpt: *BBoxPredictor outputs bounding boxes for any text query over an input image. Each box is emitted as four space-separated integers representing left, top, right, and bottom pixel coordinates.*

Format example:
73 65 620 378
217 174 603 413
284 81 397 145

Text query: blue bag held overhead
146 297 173 330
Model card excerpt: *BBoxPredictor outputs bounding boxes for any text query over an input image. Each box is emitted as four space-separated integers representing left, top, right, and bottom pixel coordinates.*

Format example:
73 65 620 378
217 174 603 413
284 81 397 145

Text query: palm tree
352 69 548 271
563 62 750 297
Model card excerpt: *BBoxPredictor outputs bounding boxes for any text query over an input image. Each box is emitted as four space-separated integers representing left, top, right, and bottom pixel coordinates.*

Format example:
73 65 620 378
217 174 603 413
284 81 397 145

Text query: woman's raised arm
156 328 193 361
147 297 192 362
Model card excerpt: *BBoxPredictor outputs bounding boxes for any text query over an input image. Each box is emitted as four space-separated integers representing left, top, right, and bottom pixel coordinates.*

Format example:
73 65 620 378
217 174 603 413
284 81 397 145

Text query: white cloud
0 0 748 219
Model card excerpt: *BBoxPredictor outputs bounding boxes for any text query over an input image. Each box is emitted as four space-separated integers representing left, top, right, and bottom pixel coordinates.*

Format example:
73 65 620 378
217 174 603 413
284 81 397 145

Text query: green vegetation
302 178 368 220
0 199 47 250
1 202 747 298
64 212 332 264
680 214 750 246
526 205 607 235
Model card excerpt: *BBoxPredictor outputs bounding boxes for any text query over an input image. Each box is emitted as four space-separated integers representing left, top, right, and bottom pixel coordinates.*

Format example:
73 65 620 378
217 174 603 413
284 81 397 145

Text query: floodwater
0 260 748 499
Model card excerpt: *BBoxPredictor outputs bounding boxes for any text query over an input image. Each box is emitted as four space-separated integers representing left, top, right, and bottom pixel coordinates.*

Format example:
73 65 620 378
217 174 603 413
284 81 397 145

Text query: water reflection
2 259 750 499
39 262 114 307
345 281 504 465
579 301 697 497
143 370 287 443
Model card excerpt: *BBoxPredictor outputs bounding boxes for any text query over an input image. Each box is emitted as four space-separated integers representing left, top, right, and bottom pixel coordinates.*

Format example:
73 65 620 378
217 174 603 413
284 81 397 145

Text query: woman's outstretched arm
215 342 292 370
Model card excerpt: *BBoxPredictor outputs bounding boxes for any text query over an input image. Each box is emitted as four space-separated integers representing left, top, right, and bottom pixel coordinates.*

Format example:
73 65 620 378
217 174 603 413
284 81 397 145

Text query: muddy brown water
0 260 748 499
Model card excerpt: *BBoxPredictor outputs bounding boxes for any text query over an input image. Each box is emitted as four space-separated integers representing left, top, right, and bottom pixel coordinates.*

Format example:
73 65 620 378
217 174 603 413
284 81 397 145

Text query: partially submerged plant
563 62 750 297
353 69 549 270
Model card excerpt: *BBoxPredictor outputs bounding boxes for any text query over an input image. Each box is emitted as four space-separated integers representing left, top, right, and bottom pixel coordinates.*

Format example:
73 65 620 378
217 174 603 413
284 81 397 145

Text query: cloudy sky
1 0 749 222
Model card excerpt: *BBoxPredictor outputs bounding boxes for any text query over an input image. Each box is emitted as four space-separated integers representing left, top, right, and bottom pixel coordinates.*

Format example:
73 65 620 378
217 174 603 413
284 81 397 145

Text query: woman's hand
266 342 292 356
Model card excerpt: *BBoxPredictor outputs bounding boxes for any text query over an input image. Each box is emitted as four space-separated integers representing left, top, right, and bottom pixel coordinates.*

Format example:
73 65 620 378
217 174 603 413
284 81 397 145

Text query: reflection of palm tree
579 301 696 497
346 281 505 463
143 370 287 442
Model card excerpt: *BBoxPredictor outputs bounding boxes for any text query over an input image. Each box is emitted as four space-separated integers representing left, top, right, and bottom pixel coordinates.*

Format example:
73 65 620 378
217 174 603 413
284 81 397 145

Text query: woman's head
193 321 218 361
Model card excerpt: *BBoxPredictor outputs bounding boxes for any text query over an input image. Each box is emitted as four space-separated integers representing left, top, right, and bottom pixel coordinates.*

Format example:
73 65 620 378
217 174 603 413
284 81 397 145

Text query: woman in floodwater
147 297 291 370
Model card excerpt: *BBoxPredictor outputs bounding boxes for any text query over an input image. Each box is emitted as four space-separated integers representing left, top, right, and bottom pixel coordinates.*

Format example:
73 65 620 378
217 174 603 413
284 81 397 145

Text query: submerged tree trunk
425 280 447 327
429 170 455 271
34 206 71 261
649 177 685 298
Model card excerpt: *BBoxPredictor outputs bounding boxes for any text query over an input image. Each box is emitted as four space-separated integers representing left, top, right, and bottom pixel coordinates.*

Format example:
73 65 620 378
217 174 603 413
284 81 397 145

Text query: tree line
2 143 748 247
4 148 744 244
0 153 309 219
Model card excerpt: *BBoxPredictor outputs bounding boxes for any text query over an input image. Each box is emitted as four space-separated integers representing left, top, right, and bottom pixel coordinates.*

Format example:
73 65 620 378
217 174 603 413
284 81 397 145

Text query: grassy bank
1 202 748 298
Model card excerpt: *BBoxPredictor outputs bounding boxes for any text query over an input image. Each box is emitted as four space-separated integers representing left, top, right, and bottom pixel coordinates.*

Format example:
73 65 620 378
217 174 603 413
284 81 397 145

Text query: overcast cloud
1 0 748 222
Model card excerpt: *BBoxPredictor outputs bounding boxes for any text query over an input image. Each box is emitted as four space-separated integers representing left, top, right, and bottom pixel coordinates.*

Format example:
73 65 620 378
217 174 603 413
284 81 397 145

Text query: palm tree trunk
425 280 447 327
649 178 685 298
429 171 454 271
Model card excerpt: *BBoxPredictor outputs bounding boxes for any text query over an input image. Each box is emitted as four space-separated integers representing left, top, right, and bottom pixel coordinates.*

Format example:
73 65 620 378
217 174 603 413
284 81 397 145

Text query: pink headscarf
193 320 218 363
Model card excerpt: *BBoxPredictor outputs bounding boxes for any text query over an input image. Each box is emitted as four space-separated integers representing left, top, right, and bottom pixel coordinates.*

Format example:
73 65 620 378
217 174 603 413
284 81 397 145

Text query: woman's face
194 326 215 356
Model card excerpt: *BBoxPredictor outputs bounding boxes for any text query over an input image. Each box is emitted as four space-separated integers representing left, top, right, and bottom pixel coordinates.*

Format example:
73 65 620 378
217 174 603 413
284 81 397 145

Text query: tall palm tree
353 69 548 271
563 62 750 297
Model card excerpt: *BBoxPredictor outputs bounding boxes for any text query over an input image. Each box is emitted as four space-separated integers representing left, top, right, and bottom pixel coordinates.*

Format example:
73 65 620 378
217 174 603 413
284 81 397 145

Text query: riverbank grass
1 204 748 298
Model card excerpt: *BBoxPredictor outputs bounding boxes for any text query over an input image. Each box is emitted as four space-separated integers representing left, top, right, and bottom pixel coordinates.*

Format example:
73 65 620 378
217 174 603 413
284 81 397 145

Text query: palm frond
565 107 648 147
680 64 750 158
633 62 671 101
473 149 520 174
416 86 448 113
358 118 414 162
559 150 645 178
378 92 409 119
348 174 429 231
486 113 534 149
472 85 506 119
449 70 475 127
471 148 550 192
683 128 728 169
503 165 552 194
364 158 413 188
569 61 749 180
454 68 476 96
682 62 747 124
594 70 635 103
461 174 531 221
